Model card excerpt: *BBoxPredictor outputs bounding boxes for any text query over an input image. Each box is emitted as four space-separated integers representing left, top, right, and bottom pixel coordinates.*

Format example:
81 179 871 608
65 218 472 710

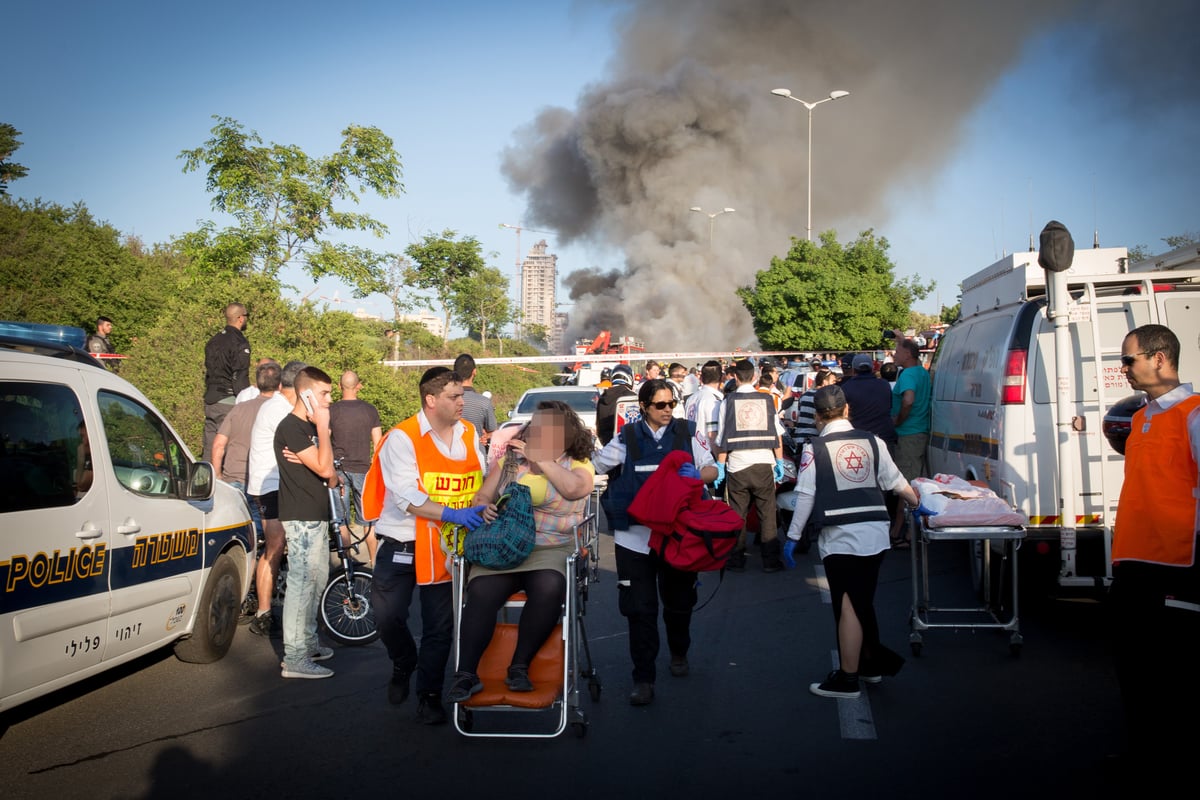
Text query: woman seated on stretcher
447 400 595 703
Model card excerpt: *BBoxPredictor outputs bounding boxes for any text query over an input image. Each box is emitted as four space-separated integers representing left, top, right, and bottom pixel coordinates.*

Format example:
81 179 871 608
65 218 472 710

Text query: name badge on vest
393 550 414 565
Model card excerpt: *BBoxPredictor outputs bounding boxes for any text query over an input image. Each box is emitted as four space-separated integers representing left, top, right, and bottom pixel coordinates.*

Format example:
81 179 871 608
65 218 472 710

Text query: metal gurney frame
908 511 1026 657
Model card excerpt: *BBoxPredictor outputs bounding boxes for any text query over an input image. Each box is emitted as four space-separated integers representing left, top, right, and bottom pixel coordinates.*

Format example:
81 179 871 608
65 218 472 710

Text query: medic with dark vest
1109 323 1200 774
593 378 718 707
783 384 918 701
363 367 489 725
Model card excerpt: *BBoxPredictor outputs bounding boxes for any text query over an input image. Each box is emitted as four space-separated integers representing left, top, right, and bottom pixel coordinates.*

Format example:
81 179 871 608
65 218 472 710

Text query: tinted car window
98 391 186 497
0 382 86 512
517 391 598 415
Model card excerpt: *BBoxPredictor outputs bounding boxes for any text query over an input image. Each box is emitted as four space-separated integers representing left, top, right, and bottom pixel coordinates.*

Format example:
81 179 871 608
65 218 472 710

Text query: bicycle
240 459 378 645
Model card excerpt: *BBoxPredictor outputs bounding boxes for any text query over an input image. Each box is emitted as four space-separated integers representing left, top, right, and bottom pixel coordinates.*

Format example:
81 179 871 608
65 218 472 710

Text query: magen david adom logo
833 442 872 483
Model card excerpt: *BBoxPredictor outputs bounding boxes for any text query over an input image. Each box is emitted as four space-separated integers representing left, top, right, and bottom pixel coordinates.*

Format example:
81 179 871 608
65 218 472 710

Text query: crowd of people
193 299 1199 769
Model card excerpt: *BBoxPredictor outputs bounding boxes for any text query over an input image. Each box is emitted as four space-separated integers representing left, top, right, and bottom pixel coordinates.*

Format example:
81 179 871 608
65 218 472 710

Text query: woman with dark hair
447 400 595 702
592 379 718 706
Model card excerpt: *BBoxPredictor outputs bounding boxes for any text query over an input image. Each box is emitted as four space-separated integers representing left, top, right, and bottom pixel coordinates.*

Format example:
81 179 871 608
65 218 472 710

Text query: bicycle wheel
319 567 378 645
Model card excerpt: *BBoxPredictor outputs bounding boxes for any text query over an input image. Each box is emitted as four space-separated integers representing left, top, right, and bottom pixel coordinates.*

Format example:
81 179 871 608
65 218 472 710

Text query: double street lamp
689 206 736 248
770 87 850 241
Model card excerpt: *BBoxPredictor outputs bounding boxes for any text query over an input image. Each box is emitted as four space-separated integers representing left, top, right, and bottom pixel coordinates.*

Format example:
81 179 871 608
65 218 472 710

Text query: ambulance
0 323 254 711
926 245 1200 588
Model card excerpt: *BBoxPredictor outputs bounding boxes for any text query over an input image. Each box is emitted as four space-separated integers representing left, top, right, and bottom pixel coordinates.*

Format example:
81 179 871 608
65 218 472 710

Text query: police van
0 323 254 711
927 245 1200 588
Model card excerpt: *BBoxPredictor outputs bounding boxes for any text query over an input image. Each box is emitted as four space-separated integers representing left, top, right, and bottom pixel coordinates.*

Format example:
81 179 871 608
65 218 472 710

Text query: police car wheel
175 552 241 663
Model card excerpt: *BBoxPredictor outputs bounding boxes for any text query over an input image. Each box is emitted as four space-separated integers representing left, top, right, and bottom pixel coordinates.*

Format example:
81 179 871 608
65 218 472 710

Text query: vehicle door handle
75 523 104 540
116 519 142 535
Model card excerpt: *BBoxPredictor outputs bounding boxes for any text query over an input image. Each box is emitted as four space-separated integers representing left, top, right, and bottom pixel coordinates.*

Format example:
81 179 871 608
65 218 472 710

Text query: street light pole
770 88 849 241
689 206 736 248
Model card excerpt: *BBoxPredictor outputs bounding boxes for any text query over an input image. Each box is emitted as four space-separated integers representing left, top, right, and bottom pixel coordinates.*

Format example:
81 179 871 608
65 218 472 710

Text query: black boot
726 548 747 572
761 538 783 573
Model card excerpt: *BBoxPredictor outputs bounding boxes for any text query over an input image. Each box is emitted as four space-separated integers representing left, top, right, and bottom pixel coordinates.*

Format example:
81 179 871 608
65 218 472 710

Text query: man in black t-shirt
275 366 336 680
330 370 382 564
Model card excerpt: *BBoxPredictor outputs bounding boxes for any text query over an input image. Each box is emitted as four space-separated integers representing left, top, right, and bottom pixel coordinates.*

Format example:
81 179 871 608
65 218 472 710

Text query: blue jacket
601 418 695 530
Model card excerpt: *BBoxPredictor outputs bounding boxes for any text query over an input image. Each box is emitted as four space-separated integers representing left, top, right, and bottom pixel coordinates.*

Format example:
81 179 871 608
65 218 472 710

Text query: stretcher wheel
457 708 474 732
588 677 602 702
571 720 588 738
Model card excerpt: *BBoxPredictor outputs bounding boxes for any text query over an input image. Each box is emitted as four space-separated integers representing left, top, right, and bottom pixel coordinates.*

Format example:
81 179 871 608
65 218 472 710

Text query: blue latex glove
678 462 701 480
773 458 787 484
713 462 726 489
782 539 798 570
443 505 486 530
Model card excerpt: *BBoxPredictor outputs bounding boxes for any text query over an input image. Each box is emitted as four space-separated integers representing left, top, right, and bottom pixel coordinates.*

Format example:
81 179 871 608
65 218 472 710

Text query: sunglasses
646 400 678 410
1120 351 1156 367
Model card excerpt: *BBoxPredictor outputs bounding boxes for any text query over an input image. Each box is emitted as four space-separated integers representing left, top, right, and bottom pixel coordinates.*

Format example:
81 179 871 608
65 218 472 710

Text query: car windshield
517 390 597 415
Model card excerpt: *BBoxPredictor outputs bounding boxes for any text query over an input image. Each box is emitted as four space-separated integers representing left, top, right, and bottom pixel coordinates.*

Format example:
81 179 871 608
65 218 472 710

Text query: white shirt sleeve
591 436 626 474
379 428 427 512
786 443 816 540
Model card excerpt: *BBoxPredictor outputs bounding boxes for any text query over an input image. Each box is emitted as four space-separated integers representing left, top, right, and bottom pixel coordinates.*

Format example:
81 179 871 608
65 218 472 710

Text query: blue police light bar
0 321 87 349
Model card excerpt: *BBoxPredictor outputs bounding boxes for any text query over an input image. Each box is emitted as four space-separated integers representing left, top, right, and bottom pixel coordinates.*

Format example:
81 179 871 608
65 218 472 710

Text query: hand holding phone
300 389 317 417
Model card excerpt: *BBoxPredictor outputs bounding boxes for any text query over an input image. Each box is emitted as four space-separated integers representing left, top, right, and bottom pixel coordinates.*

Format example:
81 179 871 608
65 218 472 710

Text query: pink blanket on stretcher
912 475 1027 529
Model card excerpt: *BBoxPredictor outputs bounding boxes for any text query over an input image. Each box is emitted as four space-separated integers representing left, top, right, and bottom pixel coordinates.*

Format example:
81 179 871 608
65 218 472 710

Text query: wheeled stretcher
450 500 602 738
908 511 1026 657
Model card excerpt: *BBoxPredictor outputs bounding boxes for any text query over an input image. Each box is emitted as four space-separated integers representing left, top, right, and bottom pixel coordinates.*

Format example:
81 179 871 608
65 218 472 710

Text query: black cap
814 384 847 413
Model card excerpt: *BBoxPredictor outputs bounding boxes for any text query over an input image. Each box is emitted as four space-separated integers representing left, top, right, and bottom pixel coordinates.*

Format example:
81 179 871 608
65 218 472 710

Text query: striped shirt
461 386 497 434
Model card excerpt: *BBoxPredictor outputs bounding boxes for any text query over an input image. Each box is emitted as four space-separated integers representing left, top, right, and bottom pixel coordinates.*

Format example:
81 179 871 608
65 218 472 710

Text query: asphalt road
2 534 1125 800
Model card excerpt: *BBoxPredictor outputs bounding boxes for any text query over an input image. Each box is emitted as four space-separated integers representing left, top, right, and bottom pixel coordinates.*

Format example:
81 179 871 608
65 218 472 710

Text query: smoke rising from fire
501 0 1200 350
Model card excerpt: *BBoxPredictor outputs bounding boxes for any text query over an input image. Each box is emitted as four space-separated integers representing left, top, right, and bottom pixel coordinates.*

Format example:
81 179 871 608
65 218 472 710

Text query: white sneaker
279 647 334 669
282 659 334 679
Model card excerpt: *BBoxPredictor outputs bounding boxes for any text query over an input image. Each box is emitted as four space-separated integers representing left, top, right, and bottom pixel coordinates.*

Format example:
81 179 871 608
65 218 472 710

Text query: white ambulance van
927 246 1200 588
0 324 254 711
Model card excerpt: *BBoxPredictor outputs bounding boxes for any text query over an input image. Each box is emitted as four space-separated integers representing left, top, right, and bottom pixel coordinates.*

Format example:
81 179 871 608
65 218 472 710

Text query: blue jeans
343 471 377 525
281 520 330 665
227 480 263 544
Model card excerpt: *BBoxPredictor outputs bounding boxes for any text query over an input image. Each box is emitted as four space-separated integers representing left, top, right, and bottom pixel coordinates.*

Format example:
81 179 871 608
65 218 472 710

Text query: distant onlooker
454 353 497 446
330 369 382 565
203 302 251 461
85 316 115 360
236 357 278 403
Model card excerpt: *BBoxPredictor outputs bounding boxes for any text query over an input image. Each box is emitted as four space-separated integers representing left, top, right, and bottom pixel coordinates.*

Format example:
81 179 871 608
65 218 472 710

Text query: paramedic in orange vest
1111 323 1200 770
369 367 488 725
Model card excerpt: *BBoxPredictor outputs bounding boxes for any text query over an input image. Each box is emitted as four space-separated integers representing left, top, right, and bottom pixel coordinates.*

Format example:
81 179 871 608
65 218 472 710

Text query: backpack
649 499 743 573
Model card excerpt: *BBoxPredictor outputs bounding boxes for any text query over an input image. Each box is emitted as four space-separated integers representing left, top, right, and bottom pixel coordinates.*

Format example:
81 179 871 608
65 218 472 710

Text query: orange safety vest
1112 393 1200 567
362 416 482 585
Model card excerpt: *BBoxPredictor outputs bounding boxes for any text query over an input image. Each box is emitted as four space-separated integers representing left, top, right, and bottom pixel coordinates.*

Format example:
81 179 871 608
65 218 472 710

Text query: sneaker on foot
248 612 281 639
809 669 861 698
238 595 258 625
447 671 483 703
505 664 533 692
859 673 883 684
416 692 447 725
388 668 412 705
310 646 334 662
669 656 689 677
629 682 655 706
281 659 334 680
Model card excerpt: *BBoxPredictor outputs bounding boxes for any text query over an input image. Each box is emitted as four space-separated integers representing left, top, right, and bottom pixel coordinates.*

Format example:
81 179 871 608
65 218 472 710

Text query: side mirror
187 462 215 501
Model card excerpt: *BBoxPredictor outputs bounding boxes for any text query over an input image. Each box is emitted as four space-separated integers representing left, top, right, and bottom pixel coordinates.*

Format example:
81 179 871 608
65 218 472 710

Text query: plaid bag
464 482 536 570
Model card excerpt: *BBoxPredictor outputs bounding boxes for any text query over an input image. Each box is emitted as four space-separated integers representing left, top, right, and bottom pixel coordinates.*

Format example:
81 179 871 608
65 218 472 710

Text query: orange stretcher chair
451 500 601 738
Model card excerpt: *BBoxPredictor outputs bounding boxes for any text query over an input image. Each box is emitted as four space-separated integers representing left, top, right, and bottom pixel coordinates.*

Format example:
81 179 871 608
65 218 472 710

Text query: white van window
1162 295 1200 387
948 314 1014 404
1031 302 1152 404
0 382 86 512
98 391 187 497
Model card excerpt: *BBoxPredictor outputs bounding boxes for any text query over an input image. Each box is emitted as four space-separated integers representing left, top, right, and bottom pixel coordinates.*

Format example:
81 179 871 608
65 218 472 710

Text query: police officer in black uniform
203 302 251 461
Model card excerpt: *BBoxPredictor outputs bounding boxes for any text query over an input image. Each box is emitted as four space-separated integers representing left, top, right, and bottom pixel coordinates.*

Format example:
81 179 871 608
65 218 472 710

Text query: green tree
450 265 513 350
405 230 487 343
522 322 550 350
737 229 933 350
178 116 403 293
940 302 961 324
1164 231 1199 249
0 124 29 194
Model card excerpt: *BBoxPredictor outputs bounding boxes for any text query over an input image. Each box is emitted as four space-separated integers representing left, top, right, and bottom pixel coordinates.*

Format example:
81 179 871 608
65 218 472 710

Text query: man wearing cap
784 384 919 699
841 354 897 446
597 363 638 446
364 367 488 725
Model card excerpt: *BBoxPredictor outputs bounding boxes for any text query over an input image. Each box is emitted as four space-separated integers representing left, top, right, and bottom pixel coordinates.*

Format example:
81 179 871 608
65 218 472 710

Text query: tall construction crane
499 222 555 337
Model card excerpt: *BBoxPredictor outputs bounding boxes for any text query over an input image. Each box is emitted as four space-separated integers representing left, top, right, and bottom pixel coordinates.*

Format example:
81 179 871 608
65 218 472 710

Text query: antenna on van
1028 179 1035 252
1092 173 1099 248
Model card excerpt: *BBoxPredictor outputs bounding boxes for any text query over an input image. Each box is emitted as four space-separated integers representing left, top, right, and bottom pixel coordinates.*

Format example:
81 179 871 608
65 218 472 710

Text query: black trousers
1110 558 1200 764
823 551 904 676
616 543 697 683
372 539 454 695
726 462 778 549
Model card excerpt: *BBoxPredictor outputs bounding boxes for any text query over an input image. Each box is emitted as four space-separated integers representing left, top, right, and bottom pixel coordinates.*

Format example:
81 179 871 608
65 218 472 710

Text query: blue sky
5 1 1196 338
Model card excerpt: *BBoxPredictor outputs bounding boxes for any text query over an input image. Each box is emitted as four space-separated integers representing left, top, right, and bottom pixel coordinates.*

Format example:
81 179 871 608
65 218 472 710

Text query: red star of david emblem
842 450 865 474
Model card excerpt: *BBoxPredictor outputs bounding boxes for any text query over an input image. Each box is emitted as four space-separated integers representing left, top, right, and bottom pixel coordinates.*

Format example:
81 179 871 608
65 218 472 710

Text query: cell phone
495 493 511 512
300 389 317 416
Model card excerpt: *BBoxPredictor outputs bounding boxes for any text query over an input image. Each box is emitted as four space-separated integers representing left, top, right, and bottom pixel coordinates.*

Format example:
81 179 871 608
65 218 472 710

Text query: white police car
0 322 254 711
